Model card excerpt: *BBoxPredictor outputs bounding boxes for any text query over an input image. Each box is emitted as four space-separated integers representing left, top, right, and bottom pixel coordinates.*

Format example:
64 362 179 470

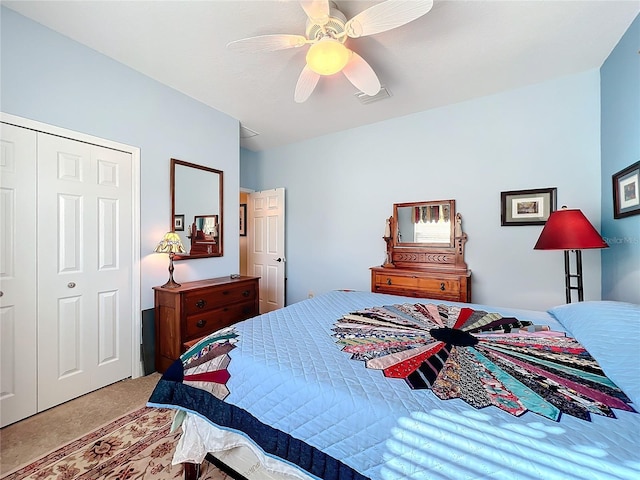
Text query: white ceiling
4 1 639 151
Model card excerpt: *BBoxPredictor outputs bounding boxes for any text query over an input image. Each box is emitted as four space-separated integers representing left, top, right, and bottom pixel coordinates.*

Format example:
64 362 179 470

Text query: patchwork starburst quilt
333 303 635 422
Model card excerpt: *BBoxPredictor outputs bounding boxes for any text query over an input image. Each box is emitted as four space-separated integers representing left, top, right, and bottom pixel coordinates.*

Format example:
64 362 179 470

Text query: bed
148 290 640 480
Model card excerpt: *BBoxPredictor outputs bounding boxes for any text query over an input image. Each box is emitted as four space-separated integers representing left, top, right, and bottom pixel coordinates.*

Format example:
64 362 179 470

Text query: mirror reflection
171 159 223 258
395 201 454 246
188 215 219 255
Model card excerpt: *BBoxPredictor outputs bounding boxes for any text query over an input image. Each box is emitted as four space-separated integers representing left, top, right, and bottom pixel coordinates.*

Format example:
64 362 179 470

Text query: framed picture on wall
174 214 185 231
613 161 640 219
500 187 557 226
240 204 247 236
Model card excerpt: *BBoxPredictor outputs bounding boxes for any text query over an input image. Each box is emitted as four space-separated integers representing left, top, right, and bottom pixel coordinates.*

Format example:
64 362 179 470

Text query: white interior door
36 133 133 411
248 188 285 313
0 124 38 427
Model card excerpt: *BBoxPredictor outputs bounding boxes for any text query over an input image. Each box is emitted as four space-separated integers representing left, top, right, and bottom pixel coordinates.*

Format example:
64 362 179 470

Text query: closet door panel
58 295 82 377
58 193 82 272
37 136 93 409
91 145 133 381
0 124 37 427
37 134 132 411
98 290 118 363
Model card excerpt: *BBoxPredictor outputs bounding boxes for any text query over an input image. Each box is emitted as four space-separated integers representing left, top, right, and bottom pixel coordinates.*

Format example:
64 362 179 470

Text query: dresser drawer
375 273 459 294
184 283 257 316
372 268 470 302
185 301 257 340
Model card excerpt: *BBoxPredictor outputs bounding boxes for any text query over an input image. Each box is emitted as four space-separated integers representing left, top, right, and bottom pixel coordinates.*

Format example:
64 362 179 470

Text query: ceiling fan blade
345 0 433 38
299 0 330 25
294 65 321 103
227 34 308 53
342 52 381 96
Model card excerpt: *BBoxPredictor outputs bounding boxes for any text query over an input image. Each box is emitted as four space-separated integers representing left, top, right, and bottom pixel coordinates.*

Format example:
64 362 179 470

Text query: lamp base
563 250 584 303
160 277 182 289
161 253 181 289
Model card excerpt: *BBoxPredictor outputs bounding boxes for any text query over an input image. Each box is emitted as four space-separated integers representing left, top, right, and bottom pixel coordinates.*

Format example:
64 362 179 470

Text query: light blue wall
240 147 261 191
243 71 603 311
0 7 241 309
600 14 640 304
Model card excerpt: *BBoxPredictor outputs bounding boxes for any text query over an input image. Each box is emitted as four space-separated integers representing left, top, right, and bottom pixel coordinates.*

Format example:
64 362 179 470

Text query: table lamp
534 206 608 303
154 231 186 288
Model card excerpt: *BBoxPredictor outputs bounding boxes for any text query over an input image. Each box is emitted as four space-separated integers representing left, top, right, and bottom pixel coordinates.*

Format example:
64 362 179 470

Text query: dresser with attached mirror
371 199 472 302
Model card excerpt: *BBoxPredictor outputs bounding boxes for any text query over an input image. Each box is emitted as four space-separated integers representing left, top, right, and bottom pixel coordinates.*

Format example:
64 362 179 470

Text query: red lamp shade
534 208 608 250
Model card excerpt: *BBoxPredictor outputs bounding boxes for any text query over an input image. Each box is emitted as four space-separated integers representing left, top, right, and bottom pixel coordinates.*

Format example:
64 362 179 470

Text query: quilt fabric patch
179 327 238 400
332 303 635 422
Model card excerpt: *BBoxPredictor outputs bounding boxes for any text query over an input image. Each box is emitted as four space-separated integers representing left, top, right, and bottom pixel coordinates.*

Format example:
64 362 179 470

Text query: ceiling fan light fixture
306 38 350 76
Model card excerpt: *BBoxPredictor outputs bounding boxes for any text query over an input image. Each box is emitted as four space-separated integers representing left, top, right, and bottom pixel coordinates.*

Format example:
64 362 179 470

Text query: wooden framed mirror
171 158 223 259
394 200 455 247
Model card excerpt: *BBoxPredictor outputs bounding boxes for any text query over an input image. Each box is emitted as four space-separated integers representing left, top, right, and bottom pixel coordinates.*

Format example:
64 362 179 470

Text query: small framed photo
239 204 247 237
613 161 640 219
501 187 557 226
174 214 185 231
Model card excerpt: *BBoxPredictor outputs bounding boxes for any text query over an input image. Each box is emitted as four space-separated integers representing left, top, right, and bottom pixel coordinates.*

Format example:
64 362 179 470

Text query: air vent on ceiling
355 86 391 105
240 125 259 138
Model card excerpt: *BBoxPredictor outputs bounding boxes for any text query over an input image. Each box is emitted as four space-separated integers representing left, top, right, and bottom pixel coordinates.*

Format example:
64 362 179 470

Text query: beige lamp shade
154 232 186 254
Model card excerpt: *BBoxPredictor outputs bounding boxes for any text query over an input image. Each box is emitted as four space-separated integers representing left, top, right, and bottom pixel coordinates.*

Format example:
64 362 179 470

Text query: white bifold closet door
0 123 133 426
0 123 38 426
36 133 133 411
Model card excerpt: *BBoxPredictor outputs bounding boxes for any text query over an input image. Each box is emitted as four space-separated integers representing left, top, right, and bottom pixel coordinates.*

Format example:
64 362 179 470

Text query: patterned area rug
1 407 230 480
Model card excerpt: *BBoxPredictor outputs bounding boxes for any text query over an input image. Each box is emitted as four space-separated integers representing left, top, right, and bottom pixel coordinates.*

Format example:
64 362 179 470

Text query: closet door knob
68 282 76 288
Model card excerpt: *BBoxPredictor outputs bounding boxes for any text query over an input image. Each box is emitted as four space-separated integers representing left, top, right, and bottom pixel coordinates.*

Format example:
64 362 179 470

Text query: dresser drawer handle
386 278 392 285
196 319 207 328
242 290 250 297
440 283 446 291
195 299 207 309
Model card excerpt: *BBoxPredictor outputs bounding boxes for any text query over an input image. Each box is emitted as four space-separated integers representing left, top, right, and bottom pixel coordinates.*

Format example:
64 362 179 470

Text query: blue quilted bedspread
148 290 640 480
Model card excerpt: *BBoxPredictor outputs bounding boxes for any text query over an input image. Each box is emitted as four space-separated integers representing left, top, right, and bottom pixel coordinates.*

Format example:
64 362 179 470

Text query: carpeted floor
0 405 229 480
1 374 162 474
0 373 228 479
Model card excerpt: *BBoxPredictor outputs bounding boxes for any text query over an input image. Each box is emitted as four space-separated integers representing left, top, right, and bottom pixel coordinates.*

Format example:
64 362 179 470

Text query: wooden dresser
153 276 259 373
371 199 472 303
371 267 471 302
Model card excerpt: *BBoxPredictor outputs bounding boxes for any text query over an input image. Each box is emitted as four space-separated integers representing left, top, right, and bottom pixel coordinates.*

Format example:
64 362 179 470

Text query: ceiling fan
227 0 434 103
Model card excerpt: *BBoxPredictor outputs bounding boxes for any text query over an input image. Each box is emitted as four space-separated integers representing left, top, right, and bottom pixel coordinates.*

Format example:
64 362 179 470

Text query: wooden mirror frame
171 158 224 259
394 200 456 247
385 199 468 272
